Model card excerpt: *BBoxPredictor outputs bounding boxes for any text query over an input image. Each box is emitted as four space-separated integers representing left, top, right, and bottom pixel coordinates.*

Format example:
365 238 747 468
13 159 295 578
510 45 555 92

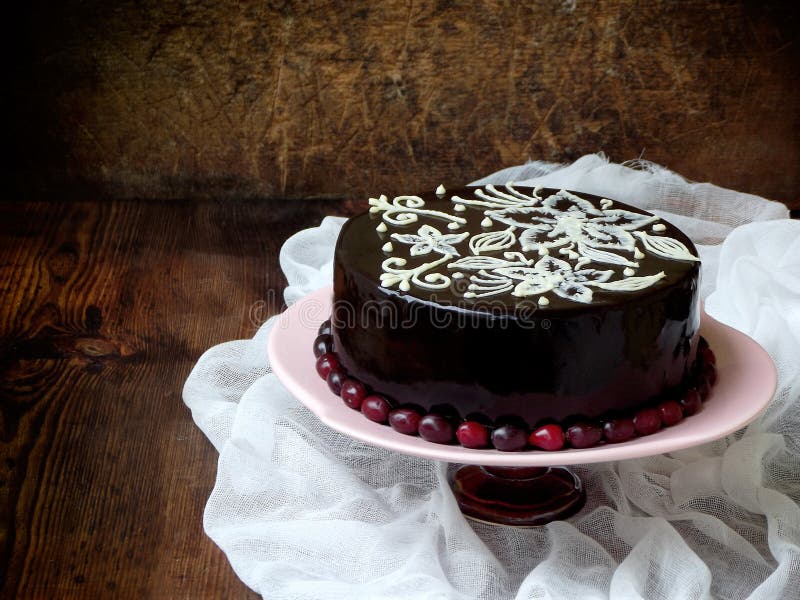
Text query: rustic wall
7 0 800 202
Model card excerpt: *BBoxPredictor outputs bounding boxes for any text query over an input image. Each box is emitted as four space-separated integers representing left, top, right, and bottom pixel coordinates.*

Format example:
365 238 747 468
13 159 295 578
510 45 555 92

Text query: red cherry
315 353 340 379
658 400 684 426
603 417 636 443
681 389 702 416
566 422 603 449
703 362 718 386
340 379 367 410
389 407 423 435
313 334 334 358
633 407 662 436
361 395 391 424
456 421 490 449
418 414 455 444
326 368 346 396
529 424 565 451
700 347 716 366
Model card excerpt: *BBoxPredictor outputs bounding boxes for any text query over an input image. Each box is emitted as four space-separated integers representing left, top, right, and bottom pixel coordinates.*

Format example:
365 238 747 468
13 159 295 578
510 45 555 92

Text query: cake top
337 185 700 311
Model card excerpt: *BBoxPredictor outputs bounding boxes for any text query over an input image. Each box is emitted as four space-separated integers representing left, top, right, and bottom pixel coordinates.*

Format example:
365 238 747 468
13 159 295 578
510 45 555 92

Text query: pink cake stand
269 287 777 526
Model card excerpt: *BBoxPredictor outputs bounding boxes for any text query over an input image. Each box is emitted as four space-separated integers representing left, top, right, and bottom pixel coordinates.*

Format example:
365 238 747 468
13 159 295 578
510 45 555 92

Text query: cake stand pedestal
269 287 777 527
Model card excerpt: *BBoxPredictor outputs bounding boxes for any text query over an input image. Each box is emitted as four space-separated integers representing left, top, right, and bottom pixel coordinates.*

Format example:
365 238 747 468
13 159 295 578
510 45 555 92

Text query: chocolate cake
316 185 716 450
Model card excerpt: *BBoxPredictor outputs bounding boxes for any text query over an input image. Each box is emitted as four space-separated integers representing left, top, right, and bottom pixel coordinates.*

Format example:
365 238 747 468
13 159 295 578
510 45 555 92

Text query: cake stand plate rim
268 286 777 466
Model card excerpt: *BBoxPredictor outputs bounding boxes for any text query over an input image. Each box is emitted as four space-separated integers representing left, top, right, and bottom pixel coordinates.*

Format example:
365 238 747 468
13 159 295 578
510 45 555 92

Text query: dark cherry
313 334 334 358
464 412 494 428
315 353 340 379
566 422 603 449
633 407 662 436
429 403 461 425
603 417 636 443
681 389 702 416
698 336 709 351
529 424 565 451
340 379 367 410
456 421 490 449
493 414 528 430
703 362 718 386
491 424 528 452
700 346 716 366
361 395 392 424
318 319 332 336
389 407 423 435
418 414 455 444
326 368 346 396
658 400 684 426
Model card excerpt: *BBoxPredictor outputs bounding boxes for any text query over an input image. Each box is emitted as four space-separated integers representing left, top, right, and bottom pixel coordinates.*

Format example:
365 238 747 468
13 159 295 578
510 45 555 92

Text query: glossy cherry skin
658 400 684 427
681 389 702 416
315 353 340 379
529 424 565 451
326 368 346 396
456 421 490 449
633 407 662 436
340 379 367 410
389 407 423 435
603 417 636 443
418 414 455 444
318 319 332 336
566 422 603 449
313 334 334 358
361 395 392 424
491 424 528 451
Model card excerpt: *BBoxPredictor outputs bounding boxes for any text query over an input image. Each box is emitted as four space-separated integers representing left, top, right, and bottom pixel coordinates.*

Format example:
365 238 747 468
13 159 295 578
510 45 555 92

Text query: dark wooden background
5 0 800 203
2 1 799 597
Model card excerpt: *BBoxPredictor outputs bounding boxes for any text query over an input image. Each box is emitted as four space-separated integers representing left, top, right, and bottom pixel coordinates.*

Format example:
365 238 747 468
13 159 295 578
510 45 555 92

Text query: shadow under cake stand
269 287 777 527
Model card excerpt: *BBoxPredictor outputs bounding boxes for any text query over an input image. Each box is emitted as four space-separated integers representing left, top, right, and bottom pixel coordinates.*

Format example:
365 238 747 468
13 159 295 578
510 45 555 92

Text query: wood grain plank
0 198 354 598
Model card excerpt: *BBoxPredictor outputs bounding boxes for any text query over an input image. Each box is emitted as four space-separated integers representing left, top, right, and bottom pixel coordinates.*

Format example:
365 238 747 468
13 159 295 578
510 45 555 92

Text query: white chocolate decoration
436 184 446 196
376 187 699 302
376 222 388 232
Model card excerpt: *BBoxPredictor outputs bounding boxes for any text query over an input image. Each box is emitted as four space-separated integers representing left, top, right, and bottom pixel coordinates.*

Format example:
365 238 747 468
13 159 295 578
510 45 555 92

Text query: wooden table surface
1 196 797 598
0 198 360 598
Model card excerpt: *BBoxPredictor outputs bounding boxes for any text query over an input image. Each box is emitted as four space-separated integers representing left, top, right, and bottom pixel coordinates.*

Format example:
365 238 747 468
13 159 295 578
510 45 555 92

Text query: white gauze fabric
183 154 799 599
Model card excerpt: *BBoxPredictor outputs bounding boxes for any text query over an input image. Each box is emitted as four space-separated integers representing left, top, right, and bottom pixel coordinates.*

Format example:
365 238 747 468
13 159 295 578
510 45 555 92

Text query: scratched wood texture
6 0 799 204
0 198 360 598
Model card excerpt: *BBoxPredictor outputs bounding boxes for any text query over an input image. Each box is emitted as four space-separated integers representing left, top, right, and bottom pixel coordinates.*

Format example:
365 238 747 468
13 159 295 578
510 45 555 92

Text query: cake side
332 186 701 428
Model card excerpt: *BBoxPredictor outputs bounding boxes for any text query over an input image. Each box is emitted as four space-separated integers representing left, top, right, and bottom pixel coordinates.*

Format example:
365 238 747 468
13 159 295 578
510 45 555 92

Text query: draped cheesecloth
183 154 800 599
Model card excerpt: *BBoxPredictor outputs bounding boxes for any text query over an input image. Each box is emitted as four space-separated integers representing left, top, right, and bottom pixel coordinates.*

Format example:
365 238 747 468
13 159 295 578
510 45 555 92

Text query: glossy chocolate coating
332 187 701 425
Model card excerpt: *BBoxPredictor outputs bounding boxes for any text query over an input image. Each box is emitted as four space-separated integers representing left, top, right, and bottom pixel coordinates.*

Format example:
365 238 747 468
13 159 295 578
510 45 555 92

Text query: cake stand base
450 465 585 527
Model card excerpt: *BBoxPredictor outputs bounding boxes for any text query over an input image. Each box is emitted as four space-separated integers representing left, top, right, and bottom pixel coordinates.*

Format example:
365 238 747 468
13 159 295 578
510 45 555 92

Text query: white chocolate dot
538 247 549 256
399 280 410 291
624 267 635 276
454 203 466 212
481 217 493 227
538 296 550 306
634 248 645 259
452 272 464 279
653 223 667 232
436 184 446 196
376 222 388 232
381 242 393 252
447 222 460 230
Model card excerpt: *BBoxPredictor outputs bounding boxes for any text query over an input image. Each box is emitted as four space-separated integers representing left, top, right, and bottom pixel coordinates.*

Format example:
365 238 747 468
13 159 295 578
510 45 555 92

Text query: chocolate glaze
332 187 701 425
